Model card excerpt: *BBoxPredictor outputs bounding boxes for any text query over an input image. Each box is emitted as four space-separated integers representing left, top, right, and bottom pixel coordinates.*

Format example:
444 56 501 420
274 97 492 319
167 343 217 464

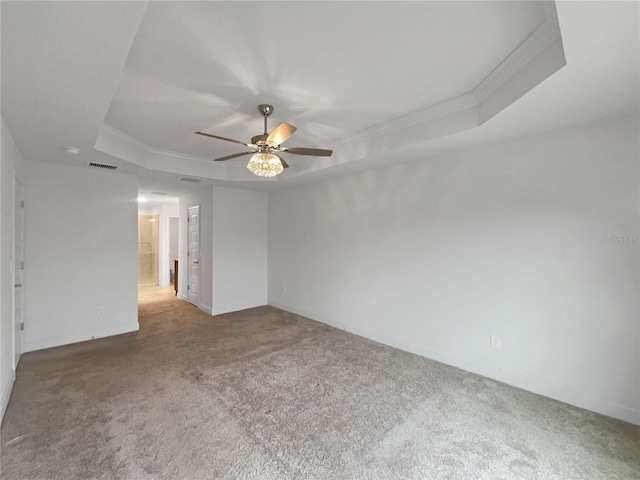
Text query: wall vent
87 162 117 170
179 177 201 183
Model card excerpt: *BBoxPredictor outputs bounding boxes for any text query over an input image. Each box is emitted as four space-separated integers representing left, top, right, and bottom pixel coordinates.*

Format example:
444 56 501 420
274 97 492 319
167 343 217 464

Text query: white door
188 206 200 306
13 176 24 368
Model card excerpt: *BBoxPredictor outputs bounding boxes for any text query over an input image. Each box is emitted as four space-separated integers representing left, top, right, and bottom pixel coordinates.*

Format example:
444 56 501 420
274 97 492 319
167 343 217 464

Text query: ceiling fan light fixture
197 104 331 176
247 153 283 177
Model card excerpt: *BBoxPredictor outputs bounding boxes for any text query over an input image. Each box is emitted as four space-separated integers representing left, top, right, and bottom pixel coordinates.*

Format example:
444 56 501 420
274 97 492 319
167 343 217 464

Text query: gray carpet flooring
1 286 639 479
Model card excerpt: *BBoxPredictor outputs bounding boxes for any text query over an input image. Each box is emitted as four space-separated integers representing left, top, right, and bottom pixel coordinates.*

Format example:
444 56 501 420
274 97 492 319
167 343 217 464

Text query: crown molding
333 2 565 168
95 123 270 182
474 2 562 104
358 93 479 141
98 123 214 166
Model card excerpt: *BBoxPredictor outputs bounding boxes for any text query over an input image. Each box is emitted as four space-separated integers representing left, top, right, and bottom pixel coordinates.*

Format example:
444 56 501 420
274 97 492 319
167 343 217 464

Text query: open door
187 206 200 306
13 175 24 368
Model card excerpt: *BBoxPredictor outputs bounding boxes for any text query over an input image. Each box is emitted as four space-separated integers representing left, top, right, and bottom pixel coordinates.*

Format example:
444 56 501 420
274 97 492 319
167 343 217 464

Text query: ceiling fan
195 104 332 177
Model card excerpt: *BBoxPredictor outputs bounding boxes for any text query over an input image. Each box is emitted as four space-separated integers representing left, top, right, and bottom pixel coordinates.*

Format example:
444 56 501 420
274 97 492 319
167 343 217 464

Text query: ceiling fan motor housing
251 133 270 145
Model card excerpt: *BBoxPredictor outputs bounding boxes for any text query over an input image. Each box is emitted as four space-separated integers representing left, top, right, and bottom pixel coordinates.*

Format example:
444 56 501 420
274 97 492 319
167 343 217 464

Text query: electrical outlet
97 306 105 316
490 335 502 350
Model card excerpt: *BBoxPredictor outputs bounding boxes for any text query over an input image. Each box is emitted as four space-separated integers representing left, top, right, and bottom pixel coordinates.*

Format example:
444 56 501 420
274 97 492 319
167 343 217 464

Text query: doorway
169 216 179 289
138 214 159 285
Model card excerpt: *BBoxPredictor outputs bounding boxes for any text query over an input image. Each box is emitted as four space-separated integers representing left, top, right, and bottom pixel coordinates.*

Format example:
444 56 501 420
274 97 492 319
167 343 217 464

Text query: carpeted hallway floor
1 286 639 479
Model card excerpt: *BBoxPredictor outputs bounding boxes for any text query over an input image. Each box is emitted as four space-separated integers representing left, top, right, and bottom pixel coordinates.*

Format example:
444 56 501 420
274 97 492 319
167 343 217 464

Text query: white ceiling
1 1 638 196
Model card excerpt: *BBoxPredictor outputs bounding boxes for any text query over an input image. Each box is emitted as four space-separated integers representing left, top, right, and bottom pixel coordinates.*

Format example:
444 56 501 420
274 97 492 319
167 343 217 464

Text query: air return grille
87 162 117 170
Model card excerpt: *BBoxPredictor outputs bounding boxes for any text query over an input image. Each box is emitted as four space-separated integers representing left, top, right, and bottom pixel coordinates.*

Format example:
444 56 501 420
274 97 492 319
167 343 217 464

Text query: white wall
22 159 139 352
212 186 268 315
169 217 179 260
142 185 268 317
137 205 154 215
268 116 640 425
0 117 23 423
179 187 214 312
177 186 268 315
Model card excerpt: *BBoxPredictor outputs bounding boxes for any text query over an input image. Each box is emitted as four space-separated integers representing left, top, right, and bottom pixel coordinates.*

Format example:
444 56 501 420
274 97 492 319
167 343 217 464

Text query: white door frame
12 172 24 369
187 205 200 307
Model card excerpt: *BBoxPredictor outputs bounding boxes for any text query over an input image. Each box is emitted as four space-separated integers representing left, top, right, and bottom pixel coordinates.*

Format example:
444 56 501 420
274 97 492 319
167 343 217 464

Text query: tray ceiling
2 1 638 193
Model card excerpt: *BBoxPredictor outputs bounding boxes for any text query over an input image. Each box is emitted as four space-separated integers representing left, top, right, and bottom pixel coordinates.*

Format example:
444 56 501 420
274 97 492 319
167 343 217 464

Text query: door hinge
187 285 190 290
21 200 24 208
20 323 24 331
21 261 24 270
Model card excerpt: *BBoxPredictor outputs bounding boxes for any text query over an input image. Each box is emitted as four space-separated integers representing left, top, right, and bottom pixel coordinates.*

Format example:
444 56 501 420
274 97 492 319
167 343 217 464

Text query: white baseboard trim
1 368 16 426
24 322 140 353
212 302 268 316
269 301 640 426
174 293 211 315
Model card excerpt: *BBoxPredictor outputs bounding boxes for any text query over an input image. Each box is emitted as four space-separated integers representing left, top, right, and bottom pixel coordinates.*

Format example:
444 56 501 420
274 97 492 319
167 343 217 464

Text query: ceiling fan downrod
258 104 273 135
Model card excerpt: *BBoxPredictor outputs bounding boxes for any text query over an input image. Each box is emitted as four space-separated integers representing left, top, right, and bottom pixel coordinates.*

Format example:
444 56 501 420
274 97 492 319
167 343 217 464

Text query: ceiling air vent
179 177 201 183
87 161 117 170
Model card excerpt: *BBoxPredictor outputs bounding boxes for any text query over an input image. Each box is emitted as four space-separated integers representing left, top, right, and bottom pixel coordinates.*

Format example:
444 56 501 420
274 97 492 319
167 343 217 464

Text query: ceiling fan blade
196 131 252 147
214 151 254 162
267 122 297 145
275 154 289 169
286 147 333 157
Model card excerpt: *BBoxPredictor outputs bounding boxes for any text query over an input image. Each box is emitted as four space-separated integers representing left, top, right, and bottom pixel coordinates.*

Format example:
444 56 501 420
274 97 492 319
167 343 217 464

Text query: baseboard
269 301 640 426
1 368 16 426
212 302 268 316
174 294 211 315
24 322 140 353
269 301 346 330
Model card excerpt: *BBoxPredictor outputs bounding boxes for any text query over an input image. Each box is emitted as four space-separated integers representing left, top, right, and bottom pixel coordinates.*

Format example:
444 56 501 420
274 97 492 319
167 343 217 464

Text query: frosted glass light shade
247 153 284 177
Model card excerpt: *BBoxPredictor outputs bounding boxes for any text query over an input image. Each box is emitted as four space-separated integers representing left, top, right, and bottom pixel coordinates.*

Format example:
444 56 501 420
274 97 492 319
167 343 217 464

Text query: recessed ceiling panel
105 1 547 159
